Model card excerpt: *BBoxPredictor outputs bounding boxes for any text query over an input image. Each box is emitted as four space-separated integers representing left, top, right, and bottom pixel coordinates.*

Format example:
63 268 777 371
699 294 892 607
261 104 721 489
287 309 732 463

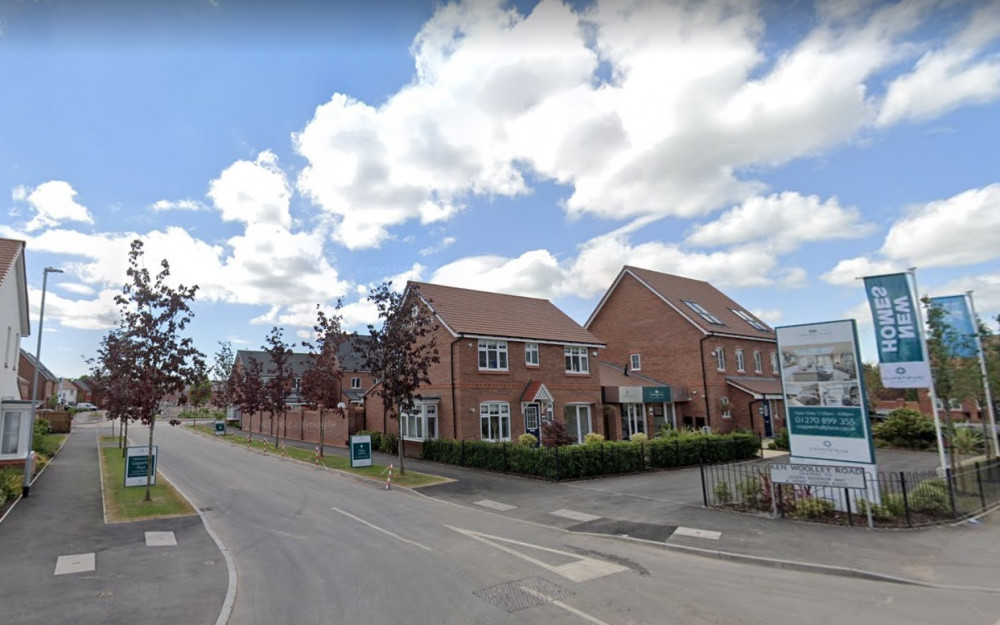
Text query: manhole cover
473 577 570 613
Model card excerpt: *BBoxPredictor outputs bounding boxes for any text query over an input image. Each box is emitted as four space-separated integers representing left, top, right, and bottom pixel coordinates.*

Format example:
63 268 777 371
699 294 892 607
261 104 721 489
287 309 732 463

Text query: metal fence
701 458 1000 528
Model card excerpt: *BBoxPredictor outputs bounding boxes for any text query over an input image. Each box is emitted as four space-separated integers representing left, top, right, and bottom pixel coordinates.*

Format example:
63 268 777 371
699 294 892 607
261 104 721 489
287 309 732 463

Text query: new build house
363 281 605 454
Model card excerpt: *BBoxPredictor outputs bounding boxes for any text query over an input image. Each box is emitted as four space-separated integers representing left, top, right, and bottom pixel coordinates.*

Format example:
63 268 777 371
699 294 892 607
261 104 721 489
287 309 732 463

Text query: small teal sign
642 387 671 403
350 435 372 468
214 420 226 435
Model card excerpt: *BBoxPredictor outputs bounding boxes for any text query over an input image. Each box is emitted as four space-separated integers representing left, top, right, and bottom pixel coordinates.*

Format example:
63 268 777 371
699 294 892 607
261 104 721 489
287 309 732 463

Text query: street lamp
23 266 63 497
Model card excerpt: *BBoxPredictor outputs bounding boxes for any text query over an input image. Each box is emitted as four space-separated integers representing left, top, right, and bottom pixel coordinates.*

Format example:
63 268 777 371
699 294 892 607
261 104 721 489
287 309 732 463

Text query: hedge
421 432 759 480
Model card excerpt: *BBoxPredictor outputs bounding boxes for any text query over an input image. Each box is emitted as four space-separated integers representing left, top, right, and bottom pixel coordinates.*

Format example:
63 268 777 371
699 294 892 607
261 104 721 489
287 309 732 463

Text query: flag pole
966 291 999 457
908 268 949 478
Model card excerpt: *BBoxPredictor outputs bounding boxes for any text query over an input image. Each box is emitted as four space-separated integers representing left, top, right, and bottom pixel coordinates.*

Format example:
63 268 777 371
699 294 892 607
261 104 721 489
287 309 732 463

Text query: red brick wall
240 406 360 448
587 272 780 435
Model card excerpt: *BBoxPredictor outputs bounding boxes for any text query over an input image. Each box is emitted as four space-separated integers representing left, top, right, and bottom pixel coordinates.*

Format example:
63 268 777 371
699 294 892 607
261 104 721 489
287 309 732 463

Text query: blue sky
2 0 999 379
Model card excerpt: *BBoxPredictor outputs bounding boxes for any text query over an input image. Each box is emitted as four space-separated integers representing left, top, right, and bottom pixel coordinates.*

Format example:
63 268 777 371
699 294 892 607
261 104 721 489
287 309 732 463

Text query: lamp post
23 266 63 497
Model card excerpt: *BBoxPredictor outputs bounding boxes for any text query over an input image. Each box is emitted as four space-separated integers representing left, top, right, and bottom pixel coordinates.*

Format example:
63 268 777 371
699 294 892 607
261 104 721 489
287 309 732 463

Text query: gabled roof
0 238 30 337
586 266 774 341
409 281 604 347
20 349 57 382
235 335 372 377
726 376 783 399
597 361 672 388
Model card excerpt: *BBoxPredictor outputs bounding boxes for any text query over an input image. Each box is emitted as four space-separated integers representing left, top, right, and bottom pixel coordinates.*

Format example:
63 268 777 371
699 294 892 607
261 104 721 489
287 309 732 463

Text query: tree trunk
144 415 155 502
397 407 405 476
122 418 129 458
319 408 325 457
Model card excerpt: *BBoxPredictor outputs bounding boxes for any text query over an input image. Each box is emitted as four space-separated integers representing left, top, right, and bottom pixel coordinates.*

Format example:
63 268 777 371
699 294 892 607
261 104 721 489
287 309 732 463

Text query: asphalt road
139 422 1000 625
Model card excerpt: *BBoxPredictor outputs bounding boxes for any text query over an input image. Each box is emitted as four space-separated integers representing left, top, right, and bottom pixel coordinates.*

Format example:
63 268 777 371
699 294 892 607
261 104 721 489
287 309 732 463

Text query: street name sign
769 462 866 489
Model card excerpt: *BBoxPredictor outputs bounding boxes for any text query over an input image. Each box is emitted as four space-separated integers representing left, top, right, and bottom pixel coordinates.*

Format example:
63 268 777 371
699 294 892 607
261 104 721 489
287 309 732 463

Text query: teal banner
863 273 925 364
787 407 866 439
642 387 671 403
929 295 978 358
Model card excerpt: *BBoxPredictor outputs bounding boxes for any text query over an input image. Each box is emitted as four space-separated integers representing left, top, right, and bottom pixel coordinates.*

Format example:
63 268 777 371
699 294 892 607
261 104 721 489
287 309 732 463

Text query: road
148 422 1000 625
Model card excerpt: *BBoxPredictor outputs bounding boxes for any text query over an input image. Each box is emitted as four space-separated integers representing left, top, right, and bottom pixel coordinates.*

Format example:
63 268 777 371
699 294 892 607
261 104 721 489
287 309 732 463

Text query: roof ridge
410 280 552 303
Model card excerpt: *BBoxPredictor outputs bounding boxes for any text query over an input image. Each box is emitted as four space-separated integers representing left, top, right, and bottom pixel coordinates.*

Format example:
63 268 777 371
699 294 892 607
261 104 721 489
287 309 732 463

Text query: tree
107 239 205 501
262 327 295 449
188 376 213 418
301 305 349 457
358 282 439 475
89 329 141 449
210 341 235 414
234 356 265 437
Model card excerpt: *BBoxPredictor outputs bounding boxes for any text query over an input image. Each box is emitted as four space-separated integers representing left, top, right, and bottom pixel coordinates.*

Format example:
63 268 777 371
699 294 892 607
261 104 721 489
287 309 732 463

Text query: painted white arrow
445 525 628 583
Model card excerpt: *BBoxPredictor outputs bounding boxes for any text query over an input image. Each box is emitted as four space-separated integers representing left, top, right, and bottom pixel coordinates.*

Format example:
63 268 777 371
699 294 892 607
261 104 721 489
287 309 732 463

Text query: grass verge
193 426 447 489
99 437 196 522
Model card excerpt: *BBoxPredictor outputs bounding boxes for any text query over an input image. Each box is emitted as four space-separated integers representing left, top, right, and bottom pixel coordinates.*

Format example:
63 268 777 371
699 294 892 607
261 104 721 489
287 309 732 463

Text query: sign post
124 446 158 488
350 435 372 468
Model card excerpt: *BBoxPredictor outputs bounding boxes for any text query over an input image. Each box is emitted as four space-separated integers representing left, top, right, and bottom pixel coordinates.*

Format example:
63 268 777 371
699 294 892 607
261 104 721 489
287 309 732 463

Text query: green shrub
583 432 604 445
882 494 907 518
738 475 764 506
656 424 677 438
518 433 539 446
629 433 648 443
794 497 835 519
772 427 789 450
948 426 984 455
713 481 733 504
908 479 951 515
873 408 937 450
0 468 23 502
855 498 897 522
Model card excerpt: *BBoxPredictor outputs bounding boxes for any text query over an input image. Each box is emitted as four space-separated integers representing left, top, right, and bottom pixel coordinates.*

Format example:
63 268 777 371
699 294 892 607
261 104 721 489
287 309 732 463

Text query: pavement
0 419 229 625
4 420 1000 625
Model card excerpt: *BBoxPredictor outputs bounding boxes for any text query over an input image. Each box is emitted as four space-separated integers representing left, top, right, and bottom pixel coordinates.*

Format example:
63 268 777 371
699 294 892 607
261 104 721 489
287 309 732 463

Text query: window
770 351 778 373
714 347 726 371
735 349 745 372
350 377 361 389
401 402 439 441
630 353 641 371
565 346 590 374
4 327 9 368
479 340 508 371
1 411 21 455
564 405 592 444
524 343 539 366
720 397 732 420
731 308 769 331
753 351 763 374
682 300 724 325
480 402 510 441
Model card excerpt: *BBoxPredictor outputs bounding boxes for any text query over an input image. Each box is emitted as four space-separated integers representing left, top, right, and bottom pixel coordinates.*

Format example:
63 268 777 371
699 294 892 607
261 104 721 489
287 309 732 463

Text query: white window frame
753 351 763 374
524 343 539 367
629 353 641 371
731 308 769 331
770 351 778 374
1 411 22 455
479 340 509 371
480 402 511 442
350 377 361 389
565 346 590 374
720 396 732 420
401 401 439 441
564 404 592 444
715 347 726 371
735 349 745 372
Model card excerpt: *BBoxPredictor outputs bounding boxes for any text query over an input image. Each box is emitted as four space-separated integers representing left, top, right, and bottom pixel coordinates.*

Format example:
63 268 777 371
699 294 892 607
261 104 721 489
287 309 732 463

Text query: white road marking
550 509 600 523
475 499 518 512
521 585 612 625
55 553 95 575
446 526 628 582
331 507 432 552
673 527 721 540
145 531 177 546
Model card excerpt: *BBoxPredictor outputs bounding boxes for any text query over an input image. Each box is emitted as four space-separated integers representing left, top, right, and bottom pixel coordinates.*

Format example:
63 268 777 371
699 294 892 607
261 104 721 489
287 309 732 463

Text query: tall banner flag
928 295 978 358
863 273 932 388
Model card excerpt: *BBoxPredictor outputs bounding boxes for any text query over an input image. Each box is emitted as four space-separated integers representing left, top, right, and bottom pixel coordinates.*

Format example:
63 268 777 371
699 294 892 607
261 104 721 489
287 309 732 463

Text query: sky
2 0 1000 380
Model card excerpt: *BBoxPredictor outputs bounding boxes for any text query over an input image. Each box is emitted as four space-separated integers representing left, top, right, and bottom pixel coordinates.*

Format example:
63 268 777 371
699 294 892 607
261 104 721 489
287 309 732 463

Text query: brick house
586 266 783 437
18 350 58 406
363 281 605 456
1 238 34 469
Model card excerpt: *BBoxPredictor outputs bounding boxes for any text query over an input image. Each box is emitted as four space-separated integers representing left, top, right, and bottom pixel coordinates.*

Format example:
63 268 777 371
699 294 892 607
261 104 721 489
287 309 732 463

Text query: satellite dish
337 402 346 410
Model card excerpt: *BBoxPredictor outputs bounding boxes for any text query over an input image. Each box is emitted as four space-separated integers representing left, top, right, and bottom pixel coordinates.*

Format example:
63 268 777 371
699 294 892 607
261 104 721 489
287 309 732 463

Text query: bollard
280 443 288 460
314 445 323 469
386 463 393 490
246 433 252 449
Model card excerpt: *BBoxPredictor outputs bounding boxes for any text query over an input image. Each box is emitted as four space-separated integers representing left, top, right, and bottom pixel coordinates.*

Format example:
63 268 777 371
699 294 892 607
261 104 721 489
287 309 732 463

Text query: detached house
0 238 34 468
586 266 783 437
364 282 605 455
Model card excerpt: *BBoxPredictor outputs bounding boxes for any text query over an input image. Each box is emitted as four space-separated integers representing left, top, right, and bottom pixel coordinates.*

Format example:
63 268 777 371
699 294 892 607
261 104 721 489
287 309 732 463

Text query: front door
524 404 540 443
762 400 774 438
622 403 645 440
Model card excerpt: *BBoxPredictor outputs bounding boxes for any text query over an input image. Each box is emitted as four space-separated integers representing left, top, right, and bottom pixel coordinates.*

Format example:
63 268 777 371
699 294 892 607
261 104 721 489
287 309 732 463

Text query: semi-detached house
0 238 34 469
364 281 605 455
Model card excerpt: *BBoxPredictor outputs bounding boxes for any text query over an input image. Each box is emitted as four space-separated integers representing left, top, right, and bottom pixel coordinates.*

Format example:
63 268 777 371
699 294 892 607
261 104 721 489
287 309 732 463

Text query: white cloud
420 236 457 256
430 250 567 299
15 181 95 231
57 283 96 296
686 192 874 250
29 287 120 331
208 150 292 228
821 256 901 286
150 199 205 212
882 184 1000 267
877 4 1000 126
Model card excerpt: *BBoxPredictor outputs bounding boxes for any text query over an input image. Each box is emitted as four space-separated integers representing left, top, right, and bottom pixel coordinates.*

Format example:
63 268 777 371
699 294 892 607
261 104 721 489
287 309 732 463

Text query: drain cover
473 577 570 613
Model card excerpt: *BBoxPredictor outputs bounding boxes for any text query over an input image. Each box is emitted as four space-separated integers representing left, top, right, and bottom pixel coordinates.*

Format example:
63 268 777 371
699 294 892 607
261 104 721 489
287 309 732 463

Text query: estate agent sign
863 272 932 388
350 435 372 468
124 446 158 487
